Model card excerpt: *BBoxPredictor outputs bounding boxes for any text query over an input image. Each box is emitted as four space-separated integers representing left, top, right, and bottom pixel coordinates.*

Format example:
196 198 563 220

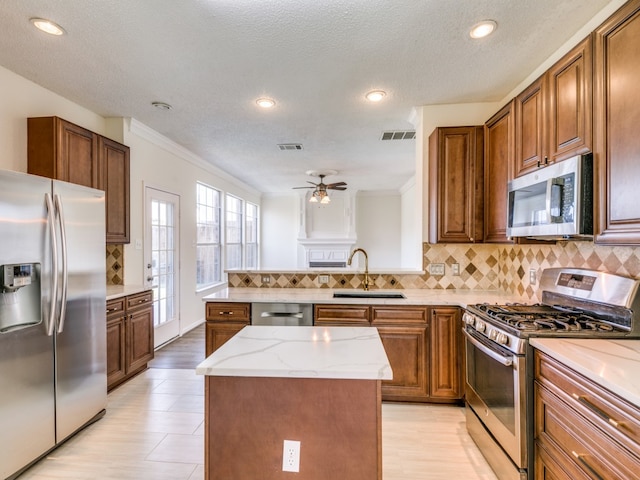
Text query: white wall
400 176 420 269
0 65 260 334
260 194 298 269
355 192 401 269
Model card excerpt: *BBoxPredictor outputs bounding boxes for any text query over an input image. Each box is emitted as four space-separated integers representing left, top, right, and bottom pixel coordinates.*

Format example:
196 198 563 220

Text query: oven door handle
463 329 514 367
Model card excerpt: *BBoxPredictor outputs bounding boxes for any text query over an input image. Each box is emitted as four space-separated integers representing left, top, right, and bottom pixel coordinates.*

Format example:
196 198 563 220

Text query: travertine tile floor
19 368 497 479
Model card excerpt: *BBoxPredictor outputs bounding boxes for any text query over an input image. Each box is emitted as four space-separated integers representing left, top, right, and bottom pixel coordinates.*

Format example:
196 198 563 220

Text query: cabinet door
484 101 515 243
127 306 154 373
314 304 370 326
548 36 593 162
28 116 98 188
377 325 429 401
205 322 247 356
99 136 130 244
106 316 126 390
428 126 484 243
429 307 463 400
515 76 547 177
594 0 640 244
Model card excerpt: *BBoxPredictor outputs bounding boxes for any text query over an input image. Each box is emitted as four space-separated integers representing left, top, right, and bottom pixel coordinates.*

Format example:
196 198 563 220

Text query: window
196 183 221 289
245 202 259 269
225 194 243 270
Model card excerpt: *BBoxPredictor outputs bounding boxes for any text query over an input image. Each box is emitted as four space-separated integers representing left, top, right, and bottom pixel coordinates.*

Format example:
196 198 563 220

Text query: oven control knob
489 329 497 340
496 333 509 346
475 320 486 333
463 313 475 326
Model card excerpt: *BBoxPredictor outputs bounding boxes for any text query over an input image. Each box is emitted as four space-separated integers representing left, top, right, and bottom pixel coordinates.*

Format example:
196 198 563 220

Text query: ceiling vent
278 143 303 151
381 130 416 140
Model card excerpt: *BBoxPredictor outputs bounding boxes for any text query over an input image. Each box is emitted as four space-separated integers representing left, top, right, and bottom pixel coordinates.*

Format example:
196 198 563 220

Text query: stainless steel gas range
463 268 640 480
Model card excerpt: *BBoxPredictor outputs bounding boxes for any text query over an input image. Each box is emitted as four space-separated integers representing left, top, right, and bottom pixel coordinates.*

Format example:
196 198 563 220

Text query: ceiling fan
292 170 347 204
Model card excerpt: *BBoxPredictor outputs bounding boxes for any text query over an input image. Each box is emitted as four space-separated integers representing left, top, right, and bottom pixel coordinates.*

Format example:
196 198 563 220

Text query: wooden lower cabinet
106 291 154 391
429 307 464 400
205 302 250 356
315 304 463 403
534 350 640 479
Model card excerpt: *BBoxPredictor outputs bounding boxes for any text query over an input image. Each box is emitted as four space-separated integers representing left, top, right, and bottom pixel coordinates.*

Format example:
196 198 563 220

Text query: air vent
381 130 416 140
278 143 303 151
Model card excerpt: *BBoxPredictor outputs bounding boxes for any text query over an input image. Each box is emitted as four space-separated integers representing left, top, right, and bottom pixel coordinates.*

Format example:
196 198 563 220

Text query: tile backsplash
106 244 124 285
228 241 640 300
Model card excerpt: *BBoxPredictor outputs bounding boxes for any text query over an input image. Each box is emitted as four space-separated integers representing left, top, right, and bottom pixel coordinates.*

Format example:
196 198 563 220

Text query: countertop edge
106 285 151 300
531 338 640 409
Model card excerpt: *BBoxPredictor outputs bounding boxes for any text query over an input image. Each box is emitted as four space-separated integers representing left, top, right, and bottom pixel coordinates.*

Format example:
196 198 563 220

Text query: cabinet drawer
314 305 370 326
206 302 251 322
106 298 125 319
126 291 153 311
535 381 640 479
371 306 427 325
535 351 640 451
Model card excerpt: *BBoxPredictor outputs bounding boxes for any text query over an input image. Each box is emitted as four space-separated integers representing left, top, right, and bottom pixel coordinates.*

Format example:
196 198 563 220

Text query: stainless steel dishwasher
251 303 313 326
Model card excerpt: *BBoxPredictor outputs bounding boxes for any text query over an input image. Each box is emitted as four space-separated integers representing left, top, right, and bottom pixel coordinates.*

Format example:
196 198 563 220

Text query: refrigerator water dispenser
0 263 41 332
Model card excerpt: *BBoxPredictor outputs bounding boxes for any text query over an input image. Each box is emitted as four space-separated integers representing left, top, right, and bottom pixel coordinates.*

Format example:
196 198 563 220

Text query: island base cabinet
204 376 382 480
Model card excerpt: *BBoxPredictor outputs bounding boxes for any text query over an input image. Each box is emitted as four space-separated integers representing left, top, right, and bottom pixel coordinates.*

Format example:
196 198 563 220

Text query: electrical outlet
261 275 270 284
529 269 537 285
318 274 329 284
282 440 300 472
452 263 460 276
429 263 445 276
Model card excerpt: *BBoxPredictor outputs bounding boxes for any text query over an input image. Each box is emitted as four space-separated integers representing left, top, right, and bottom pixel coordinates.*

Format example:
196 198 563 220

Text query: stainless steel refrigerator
0 170 107 480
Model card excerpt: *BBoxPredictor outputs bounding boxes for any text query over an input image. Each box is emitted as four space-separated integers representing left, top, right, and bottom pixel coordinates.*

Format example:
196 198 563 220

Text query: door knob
146 276 153 282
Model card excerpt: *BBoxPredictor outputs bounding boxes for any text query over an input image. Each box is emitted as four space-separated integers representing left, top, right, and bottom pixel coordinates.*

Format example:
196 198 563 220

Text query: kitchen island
196 325 392 480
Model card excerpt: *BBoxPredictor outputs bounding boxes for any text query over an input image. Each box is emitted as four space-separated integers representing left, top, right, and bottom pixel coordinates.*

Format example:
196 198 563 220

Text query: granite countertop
530 338 640 408
202 287 520 307
195 325 393 380
106 284 150 300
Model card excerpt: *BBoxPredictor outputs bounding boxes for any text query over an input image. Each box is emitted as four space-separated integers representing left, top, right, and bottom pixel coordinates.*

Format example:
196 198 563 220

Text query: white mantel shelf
196 326 393 381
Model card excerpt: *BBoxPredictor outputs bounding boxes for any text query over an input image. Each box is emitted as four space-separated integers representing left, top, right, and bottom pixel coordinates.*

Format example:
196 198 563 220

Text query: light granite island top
196 325 392 380
196 325 392 480
530 338 640 408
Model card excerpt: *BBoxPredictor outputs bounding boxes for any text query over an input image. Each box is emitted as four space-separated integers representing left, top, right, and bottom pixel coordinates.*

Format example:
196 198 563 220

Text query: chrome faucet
348 248 370 291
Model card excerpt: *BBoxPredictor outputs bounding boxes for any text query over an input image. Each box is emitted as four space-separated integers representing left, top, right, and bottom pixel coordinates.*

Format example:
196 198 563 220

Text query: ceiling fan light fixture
365 90 386 102
256 97 276 108
320 194 331 204
30 17 66 36
469 20 497 39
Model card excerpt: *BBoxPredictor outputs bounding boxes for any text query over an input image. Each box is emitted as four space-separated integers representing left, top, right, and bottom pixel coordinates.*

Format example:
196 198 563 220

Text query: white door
144 187 180 348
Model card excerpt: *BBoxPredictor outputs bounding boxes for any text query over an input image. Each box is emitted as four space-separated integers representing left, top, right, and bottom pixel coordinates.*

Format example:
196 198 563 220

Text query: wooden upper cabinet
548 36 593 162
484 101 515 243
514 75 547 177
428 126 484 243
99 136 130 244
514 36 593 178
28 117 99 188
594 0 640 244
28 116 131 244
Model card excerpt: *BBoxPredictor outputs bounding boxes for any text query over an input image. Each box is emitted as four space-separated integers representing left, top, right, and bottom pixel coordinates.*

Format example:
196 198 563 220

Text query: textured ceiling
0 0 613 193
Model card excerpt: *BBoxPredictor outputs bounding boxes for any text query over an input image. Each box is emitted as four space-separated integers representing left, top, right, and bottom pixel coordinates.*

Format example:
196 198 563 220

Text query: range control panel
556 272 596 291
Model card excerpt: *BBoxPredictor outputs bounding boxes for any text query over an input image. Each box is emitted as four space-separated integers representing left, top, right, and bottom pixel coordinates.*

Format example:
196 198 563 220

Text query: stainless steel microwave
507 154 593 239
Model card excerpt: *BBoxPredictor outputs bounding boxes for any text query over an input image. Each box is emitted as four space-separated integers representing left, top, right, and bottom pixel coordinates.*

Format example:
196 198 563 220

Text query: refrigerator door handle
45 193 58 337
54 194 69 333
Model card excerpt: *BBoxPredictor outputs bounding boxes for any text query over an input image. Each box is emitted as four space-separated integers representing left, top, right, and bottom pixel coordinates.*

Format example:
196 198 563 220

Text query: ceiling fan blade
326 182 347 188
306 180 319 186
328 186 347 190
292 186 315 189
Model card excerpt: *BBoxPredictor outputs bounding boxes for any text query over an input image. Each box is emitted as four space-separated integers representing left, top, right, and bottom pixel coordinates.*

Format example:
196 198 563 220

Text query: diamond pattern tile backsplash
228 241 640 300
106 244 124 285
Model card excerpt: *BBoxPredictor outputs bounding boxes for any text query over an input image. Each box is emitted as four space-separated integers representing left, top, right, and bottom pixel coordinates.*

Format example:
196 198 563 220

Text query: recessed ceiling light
469 20 497 39
256 98 276 108
30 18 66 36
151 101 172 110
365 90 386 102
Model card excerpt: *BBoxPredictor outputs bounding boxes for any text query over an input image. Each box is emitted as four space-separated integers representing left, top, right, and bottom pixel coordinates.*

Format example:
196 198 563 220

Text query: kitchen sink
333 291 406 299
